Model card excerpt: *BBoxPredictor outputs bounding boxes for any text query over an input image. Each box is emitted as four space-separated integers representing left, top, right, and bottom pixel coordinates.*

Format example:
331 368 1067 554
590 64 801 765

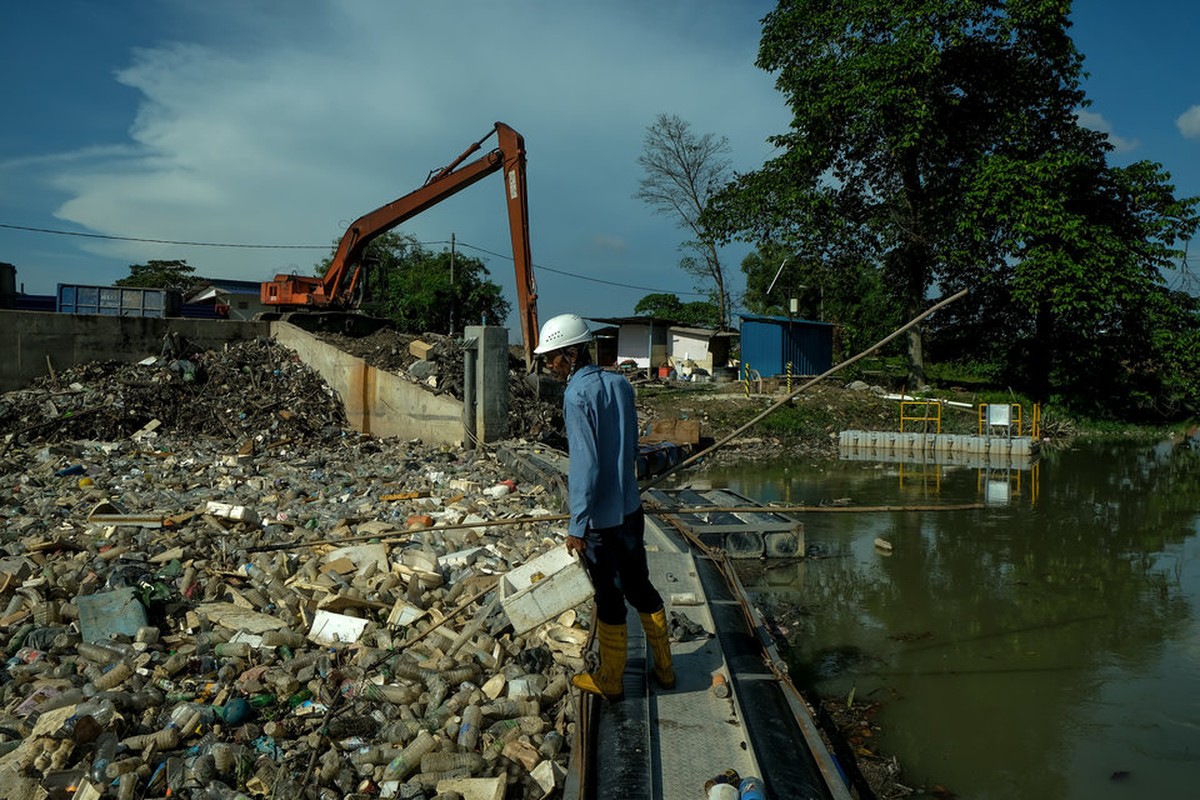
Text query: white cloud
1075 109 1139 154
1177 105 1200 139
36 0 786 318
593 234 627 252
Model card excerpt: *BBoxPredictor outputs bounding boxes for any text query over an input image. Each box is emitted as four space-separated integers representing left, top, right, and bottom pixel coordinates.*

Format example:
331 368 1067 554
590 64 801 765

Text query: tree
704 0 1197 401
947 152 1199 414
116 259 197 290
633 292 721 328
316 233 510 334
635 114 734 329
739 242 895 358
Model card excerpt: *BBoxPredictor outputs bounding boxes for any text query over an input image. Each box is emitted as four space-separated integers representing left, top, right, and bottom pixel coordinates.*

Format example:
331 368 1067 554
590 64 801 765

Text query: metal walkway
564 489 851 800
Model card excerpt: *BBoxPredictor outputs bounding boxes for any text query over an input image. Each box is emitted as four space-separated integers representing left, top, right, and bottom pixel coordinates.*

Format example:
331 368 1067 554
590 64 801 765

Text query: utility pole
449 232 456 336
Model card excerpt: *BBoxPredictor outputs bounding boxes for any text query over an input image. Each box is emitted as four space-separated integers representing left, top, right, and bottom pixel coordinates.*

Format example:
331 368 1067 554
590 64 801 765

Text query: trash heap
0 337 348 447
0 338 591 800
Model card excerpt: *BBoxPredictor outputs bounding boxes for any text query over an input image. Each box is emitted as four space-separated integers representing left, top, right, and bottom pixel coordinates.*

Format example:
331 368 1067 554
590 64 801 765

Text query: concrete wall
0 309 269 392
271 322 464 444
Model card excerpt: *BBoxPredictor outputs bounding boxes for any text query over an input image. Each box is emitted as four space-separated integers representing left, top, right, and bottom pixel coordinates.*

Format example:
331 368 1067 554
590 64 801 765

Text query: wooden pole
244 500 980 552
642 288 970 489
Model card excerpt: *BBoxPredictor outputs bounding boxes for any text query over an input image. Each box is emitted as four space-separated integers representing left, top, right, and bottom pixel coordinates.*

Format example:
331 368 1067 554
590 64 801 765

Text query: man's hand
565 535 587 558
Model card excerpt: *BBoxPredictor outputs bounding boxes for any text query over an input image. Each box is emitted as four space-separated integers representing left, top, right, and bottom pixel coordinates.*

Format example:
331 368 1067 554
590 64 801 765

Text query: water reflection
695 438 1200 800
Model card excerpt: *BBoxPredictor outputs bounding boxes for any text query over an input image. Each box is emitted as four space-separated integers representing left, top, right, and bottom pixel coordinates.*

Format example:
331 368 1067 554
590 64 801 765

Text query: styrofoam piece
438 546 484 571
204 501 260 526
435 776 505 800
386 599 427 628
308 609 368 645
499 547 593 635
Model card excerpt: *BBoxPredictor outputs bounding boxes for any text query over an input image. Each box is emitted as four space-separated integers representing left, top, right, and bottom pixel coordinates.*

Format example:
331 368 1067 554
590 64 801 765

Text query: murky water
694 437 1200 799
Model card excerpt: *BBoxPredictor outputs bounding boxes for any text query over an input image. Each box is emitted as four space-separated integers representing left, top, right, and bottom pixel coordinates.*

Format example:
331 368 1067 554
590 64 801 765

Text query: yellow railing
900 400 942 434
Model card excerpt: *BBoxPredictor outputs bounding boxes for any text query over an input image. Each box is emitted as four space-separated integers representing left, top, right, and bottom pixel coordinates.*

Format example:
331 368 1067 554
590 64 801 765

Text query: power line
443 240 708 297
1 220 710 297
0 222 325 249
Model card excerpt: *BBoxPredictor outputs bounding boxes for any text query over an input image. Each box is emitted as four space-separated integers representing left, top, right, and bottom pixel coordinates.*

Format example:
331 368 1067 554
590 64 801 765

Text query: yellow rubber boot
572 621 627 701
640 608 676 690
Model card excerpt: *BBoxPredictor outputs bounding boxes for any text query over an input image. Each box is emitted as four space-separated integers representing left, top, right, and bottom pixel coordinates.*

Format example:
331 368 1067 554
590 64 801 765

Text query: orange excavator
260 122 540 369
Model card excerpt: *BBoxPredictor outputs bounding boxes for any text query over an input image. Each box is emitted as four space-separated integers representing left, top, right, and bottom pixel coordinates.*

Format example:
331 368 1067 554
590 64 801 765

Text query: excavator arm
261 122 540 369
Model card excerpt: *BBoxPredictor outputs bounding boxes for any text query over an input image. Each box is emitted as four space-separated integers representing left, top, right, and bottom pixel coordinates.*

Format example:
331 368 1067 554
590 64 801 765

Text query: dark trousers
581 506 664 625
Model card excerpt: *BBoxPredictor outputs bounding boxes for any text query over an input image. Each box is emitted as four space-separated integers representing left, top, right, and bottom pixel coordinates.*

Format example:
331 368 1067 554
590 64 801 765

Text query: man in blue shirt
534 313 675 700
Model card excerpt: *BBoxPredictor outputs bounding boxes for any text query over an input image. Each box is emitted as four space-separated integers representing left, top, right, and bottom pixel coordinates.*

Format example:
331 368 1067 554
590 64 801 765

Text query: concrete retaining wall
0 309 269 392
271 322 463 444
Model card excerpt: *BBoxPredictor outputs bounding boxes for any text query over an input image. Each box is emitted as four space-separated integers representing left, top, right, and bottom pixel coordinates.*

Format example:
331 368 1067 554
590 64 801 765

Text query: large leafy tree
116 259 197 290
635 114 734 329
633 292 721 328
705 0 1198 407
316 233 510 334
947 152 1198 413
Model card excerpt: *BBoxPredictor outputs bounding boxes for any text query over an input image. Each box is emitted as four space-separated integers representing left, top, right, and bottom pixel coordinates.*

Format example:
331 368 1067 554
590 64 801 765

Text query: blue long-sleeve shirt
563 364 641 539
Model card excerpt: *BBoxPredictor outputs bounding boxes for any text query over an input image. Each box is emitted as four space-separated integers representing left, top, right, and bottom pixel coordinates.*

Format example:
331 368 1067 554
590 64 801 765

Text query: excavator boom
262 122 540 369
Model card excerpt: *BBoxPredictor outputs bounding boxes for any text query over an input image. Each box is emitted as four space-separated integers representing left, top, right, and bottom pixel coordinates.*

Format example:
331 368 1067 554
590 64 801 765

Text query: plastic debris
0 335 596 800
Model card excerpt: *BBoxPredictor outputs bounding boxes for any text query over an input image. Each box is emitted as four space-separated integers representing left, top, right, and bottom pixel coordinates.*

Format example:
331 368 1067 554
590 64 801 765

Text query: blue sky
2 0 1198 327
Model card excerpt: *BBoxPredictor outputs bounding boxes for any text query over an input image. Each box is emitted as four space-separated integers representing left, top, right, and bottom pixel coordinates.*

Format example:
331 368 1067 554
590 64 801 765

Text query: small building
668 325 734 374
185 278 268 321
739 314 833 378
588 316 675 375
587 316 735 378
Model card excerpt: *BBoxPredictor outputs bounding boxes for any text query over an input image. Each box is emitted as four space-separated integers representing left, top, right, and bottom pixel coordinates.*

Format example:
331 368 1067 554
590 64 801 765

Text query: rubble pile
0 338 348 448
0 341 590 800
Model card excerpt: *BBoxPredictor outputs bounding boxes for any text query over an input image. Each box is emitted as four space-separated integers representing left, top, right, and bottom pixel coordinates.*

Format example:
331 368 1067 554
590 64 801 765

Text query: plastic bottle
362 683 417 705
90 731 117 783
77 641 123 665
484 715 544 737
382 729 435 780
72 697 118 727
350 745 399 767
739 776 766 800
541 674 569 703
214 642 251 659
538 730 564 759
93 662 134 691
457 704 482 750
425 674 448 709
419 751 484 774
260 629 305 648
481 698 540 719
159 651 189 676
116 771 137 800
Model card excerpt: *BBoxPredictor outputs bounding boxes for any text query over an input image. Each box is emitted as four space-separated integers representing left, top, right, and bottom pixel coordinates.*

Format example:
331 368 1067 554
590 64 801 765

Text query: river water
693 437 1200 799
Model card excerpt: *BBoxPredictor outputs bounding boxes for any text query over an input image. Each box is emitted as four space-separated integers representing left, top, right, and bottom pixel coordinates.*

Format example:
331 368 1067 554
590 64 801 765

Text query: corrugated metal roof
739 312 833 327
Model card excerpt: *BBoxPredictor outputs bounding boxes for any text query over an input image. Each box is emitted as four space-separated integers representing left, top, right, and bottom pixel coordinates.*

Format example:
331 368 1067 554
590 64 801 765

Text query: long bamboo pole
641 287 970 489
244 500 981 552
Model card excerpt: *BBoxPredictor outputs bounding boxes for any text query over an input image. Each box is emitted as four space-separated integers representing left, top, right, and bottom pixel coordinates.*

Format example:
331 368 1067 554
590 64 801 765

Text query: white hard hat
534 313 593 355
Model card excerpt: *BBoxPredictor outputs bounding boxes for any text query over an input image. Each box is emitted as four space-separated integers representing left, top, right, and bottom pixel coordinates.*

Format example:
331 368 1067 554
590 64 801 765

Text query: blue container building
57 284 182 318
738 314 833 378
